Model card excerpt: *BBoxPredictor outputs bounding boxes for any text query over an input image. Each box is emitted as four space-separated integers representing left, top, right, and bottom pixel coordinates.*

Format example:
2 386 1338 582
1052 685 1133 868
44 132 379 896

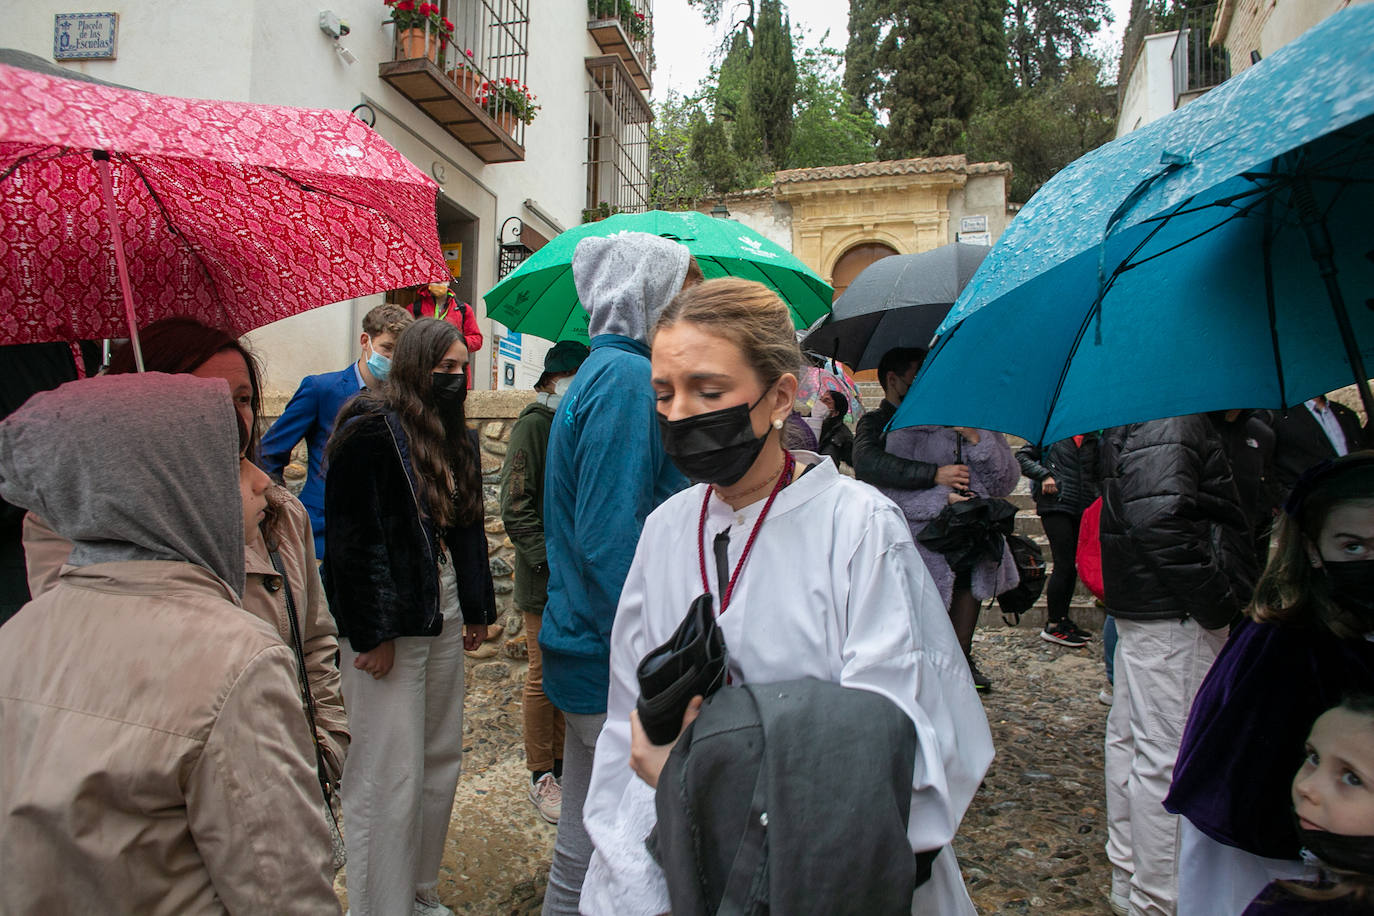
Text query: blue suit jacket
259 364 363 558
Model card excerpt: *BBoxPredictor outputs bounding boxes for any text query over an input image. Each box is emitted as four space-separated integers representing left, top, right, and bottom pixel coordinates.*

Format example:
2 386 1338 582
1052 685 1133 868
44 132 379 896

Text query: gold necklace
716 456 786 501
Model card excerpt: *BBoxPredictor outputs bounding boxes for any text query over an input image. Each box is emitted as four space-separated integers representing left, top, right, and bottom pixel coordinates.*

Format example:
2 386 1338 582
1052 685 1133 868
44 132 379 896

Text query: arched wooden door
830 241 898 301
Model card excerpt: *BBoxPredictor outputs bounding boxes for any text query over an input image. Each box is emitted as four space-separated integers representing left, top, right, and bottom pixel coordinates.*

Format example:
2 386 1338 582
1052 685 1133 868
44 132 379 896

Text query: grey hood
0 373 246 597
573 231 691 341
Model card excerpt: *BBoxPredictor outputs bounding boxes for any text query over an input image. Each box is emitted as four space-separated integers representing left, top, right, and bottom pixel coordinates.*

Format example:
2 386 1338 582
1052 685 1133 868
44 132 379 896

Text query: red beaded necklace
696 450 796 615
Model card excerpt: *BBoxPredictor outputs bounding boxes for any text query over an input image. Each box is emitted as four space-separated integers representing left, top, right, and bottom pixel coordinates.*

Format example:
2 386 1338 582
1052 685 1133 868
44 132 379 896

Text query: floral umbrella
796 361 865 423
0 64 449 363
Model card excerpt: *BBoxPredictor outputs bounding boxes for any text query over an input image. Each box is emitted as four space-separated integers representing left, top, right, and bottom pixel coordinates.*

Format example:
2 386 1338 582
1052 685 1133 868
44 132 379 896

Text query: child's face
1308 499 1374 566
1293 707 1374 836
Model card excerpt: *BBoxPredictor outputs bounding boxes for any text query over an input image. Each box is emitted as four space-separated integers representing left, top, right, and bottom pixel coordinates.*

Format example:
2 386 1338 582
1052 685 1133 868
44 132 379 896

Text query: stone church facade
707 155 1015 301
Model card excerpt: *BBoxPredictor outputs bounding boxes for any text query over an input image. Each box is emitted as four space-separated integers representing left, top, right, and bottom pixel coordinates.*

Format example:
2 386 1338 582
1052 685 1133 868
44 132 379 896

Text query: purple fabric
1242 881 1371 915
879 425 1020 606
783 411 818 452
1165 617 1374 859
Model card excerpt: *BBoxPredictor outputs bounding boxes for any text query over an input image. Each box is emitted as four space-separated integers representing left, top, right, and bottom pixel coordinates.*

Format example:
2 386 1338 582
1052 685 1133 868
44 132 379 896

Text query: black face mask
1323 560 1374 626
657 390 772 487
432 371 467 411
1296 817 1374 876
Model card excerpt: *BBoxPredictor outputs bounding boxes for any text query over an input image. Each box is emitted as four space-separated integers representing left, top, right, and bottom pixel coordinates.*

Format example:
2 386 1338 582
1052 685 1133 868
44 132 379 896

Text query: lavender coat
880 426 1021 607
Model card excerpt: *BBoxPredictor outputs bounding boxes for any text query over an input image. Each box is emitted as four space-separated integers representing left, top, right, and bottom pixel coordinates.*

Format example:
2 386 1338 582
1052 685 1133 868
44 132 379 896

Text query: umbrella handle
1293 175 1374 424
94 151 144 373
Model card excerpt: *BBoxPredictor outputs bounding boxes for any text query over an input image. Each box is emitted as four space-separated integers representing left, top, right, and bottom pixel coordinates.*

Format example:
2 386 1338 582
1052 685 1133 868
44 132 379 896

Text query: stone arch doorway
831 241 898 300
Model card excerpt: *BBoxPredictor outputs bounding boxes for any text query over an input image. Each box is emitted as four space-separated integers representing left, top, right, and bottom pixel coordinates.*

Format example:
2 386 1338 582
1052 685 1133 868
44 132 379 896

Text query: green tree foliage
714 30 752 120
1007 0 1111 87
844 0 1008 158
649 91 709 208
744 0 796 166
689 111 740 193
843 2 882 117
663 6 879 196
966 57 1116 202
790 46 878 169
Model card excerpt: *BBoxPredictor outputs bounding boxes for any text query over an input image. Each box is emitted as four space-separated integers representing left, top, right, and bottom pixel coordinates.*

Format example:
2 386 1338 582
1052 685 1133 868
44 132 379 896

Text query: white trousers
1104 617 1228 916
340 559 465 916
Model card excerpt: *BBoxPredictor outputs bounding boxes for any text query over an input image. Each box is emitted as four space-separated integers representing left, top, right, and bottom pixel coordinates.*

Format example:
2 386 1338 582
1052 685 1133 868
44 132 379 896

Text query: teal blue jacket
538 335 687 715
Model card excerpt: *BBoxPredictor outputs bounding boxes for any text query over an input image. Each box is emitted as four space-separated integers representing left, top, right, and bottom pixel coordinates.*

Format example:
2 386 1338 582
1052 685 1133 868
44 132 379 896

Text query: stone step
979 597 1107 632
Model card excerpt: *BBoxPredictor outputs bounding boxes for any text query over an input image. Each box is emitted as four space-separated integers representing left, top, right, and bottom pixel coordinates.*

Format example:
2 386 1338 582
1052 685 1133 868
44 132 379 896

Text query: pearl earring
772 417 784 430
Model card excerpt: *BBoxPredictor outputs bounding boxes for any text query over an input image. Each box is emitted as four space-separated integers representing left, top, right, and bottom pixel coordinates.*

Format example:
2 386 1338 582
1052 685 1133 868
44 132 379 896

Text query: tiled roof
774 155 1011 184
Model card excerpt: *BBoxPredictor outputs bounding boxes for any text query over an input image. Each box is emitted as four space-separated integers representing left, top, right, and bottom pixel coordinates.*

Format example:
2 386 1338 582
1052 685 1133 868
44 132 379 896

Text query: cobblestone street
334 615 1116 914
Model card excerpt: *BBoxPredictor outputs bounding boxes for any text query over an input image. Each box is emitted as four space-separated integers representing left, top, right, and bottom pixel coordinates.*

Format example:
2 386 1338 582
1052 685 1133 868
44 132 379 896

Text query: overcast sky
650 0 1136 101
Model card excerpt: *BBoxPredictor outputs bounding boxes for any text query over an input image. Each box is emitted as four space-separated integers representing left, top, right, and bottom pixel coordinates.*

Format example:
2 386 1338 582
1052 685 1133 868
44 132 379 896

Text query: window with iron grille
584 56 651 221
386 0 531 149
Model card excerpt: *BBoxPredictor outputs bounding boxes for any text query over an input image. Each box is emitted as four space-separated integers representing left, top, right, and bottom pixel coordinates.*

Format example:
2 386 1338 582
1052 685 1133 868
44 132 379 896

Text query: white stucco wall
947 172 1012 243
718 194 795 252
1115 31 1182 137
4 1 628 395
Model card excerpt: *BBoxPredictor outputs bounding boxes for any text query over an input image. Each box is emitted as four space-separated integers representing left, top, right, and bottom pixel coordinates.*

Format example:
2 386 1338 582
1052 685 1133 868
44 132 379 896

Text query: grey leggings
540 711 606 916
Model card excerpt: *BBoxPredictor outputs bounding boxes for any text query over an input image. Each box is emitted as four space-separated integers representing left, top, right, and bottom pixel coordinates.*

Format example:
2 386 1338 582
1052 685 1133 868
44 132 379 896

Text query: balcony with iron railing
586 0 652 92
1170 2 1229 107
378 0 531 163
583 55 651 222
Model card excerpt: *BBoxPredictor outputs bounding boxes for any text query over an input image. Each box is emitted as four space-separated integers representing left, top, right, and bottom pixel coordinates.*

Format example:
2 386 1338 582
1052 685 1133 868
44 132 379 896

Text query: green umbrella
484 210 833 343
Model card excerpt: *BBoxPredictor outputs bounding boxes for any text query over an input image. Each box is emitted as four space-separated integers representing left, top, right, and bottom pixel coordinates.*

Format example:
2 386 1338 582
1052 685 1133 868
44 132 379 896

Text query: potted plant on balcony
447 47 481 97
587 0 647 40
385 0 453 63
588 0 617 20
619 0 648 40
475 78 540 135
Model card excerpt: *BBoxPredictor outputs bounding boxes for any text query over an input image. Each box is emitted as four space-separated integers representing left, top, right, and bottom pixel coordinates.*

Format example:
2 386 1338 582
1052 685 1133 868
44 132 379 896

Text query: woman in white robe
578 278 995 916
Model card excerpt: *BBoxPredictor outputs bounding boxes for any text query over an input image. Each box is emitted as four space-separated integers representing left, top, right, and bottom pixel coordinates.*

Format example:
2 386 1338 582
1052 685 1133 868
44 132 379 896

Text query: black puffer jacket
1099 416 1258 629
323 409 497 652
853 400 937 490
1016 434 1101 516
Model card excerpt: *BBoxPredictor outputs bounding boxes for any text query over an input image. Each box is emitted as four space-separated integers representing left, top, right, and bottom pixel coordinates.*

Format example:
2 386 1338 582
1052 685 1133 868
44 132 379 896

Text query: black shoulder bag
268 549 347 872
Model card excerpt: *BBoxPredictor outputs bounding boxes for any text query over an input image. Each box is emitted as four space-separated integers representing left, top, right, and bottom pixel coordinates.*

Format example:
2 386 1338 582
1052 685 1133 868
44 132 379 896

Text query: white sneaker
413 896 453 916
1110 867 1130 915
1099 684 1114 706
529 771 562 824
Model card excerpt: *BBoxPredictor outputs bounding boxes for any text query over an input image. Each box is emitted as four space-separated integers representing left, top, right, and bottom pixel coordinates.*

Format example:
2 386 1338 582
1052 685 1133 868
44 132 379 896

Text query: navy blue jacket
259 364 363 558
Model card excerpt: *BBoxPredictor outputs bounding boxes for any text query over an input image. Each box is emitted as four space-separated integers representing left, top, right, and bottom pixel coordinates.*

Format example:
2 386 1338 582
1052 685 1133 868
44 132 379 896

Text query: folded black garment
636 592 729 746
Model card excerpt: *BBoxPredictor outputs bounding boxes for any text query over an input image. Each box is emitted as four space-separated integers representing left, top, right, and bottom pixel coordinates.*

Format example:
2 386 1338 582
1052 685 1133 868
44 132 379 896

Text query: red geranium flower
441 17 454 32
395 0 414 10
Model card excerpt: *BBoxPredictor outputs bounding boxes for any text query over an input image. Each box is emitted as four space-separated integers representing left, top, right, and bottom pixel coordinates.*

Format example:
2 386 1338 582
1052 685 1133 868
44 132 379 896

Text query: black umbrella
914 497 1017 573
803 243 990 370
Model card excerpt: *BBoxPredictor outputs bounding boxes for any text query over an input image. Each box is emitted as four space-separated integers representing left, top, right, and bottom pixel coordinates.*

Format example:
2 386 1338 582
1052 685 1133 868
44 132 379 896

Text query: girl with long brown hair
323 316 496 916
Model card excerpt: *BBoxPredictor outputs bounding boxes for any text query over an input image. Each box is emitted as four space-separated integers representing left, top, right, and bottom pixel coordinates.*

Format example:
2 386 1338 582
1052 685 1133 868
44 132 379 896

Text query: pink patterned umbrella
796 361 865 422
0 64 448 364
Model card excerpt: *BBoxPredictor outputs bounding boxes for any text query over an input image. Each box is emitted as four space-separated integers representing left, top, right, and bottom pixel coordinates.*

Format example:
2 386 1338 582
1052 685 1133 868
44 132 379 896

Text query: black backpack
996 532 1047 626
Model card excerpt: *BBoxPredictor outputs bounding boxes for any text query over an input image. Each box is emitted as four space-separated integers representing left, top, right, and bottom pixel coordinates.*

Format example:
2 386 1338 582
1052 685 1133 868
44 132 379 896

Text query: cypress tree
744 0 796 167
846 0 1009 158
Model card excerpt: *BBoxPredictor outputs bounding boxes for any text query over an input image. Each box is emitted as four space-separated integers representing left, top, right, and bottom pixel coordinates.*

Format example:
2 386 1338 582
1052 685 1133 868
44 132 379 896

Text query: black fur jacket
323 408 496 652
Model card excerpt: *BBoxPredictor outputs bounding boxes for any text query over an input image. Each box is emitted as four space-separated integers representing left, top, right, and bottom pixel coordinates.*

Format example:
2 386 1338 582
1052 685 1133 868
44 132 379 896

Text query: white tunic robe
579 453 996 916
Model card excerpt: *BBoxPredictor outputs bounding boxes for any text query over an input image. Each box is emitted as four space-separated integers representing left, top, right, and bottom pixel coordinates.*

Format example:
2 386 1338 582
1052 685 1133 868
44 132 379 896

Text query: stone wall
469 390 539 666
260 388 538 676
